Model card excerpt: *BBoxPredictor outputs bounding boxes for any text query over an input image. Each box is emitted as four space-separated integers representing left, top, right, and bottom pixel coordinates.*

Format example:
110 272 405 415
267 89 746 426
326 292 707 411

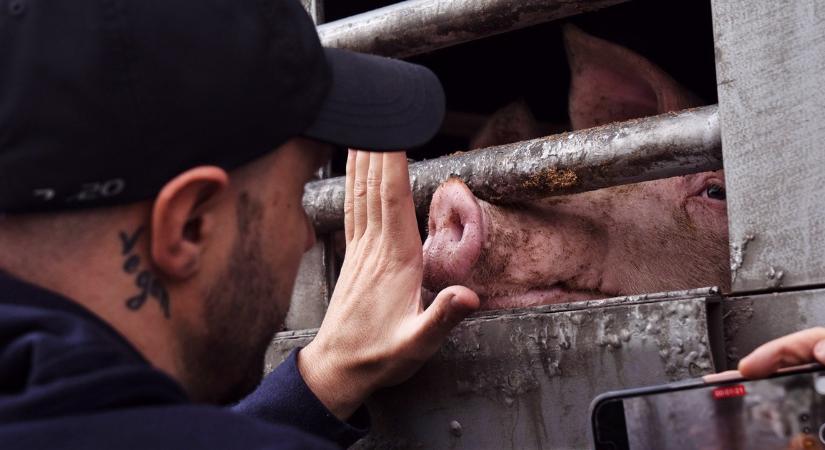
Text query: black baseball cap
0 0 445 213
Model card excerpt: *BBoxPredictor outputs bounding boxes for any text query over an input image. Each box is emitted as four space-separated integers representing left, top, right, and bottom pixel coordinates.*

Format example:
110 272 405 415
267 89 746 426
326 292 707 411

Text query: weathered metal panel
267 289 722 449
305 105 722 233
318 0 628 58
722 288 825 368
711 0 825 291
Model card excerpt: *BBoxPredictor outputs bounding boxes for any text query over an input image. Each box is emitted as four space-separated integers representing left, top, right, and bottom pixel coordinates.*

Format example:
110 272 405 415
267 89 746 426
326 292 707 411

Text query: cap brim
302 48 445 151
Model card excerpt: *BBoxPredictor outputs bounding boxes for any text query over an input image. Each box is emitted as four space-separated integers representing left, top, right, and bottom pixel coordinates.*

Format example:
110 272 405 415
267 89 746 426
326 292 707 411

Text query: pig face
422 25 729 310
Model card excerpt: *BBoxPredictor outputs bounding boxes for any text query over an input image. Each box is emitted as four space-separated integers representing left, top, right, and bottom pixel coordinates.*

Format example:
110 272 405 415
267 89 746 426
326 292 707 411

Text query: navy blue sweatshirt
0 272 368 449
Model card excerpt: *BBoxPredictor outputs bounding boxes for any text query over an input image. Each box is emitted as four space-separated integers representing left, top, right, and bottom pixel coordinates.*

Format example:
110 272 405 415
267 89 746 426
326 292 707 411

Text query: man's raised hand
299 150 479 420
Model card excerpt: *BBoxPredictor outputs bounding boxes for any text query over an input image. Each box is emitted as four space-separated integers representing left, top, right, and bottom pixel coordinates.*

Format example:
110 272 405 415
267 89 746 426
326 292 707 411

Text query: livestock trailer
266 0 825 448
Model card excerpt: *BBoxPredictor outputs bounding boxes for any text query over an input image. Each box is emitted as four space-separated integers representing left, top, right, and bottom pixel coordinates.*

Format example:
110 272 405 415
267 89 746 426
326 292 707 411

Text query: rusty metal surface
318 0 628 58
722 288 825 368
305 105 722 233
266 289 722 449
712 0 825 291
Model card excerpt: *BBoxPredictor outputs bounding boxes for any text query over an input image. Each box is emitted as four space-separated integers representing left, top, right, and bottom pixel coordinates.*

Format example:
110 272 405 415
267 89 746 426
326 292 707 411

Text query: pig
469 99 543 150
422 25 729 310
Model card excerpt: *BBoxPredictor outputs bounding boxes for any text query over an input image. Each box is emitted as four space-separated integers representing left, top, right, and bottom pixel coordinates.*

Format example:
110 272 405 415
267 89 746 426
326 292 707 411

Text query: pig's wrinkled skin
422 25 729 310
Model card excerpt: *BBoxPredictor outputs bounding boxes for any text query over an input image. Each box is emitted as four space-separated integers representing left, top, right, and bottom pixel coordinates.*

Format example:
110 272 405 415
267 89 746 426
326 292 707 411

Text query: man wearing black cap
0 0 478 448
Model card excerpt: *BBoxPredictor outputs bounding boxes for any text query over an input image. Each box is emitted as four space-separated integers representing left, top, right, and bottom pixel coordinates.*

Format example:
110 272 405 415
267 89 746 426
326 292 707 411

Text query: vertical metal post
285 0 330 330
711 0 825 292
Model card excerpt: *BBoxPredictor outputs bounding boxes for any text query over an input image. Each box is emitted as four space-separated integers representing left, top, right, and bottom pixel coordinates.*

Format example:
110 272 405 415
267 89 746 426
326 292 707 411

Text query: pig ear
470 99 541 149
563 24 702 130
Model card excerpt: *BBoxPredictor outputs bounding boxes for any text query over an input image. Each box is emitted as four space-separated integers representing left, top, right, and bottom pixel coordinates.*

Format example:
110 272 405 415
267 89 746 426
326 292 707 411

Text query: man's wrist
297 341 369 421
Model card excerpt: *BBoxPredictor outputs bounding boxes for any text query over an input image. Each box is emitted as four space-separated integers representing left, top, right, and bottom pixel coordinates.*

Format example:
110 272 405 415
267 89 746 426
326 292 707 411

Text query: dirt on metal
522 168 580 193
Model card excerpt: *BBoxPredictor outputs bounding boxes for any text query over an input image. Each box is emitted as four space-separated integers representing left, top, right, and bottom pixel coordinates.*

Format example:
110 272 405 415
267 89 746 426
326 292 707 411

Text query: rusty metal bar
318 0 629 58
305 105 722 234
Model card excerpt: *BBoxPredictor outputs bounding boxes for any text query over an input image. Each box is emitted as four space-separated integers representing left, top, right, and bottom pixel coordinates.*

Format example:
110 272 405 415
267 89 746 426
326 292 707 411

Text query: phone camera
818 423 825 444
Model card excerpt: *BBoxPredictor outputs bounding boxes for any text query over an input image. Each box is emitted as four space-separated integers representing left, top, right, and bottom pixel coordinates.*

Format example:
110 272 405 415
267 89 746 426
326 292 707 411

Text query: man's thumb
419 286 479 344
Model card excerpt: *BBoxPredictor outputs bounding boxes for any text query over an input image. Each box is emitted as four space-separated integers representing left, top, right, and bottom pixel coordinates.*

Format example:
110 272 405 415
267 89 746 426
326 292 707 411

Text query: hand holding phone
739 327 825 378
592 327 825 450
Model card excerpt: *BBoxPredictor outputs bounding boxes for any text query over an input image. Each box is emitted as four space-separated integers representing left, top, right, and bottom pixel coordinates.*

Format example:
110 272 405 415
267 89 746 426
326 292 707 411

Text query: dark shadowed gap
327 0 716 174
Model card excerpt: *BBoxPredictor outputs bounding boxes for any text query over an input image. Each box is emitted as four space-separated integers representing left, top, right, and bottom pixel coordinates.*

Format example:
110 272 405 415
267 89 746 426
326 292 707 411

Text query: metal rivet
449 420 462 437
8 0 26 16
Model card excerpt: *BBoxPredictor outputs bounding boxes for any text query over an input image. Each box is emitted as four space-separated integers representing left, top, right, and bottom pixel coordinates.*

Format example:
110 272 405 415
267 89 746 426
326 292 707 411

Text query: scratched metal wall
712 0 825 292
267 289 723 448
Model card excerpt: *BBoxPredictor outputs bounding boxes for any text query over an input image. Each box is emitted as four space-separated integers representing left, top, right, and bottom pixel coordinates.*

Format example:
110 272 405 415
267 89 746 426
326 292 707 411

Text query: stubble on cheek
180 191 288 404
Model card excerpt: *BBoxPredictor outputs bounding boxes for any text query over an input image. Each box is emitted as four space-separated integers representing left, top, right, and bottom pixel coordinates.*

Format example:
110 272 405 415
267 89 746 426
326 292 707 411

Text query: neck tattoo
118 226 171 318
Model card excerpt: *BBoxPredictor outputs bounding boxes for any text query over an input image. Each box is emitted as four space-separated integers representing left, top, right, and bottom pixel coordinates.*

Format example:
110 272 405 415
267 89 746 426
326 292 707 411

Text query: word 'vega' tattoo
119 226 170 318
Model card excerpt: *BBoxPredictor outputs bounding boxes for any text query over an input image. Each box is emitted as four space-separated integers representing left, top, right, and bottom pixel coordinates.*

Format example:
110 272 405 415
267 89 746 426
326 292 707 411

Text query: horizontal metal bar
318 0 629 58
305 105 722 234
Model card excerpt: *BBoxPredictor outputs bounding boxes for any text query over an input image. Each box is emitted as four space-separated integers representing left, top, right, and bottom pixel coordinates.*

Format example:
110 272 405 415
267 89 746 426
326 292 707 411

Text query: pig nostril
424 180 485 290
446 210 465 243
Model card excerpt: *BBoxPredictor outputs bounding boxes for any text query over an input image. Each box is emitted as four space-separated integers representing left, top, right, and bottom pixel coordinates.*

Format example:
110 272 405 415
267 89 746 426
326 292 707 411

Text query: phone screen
593 370 825 450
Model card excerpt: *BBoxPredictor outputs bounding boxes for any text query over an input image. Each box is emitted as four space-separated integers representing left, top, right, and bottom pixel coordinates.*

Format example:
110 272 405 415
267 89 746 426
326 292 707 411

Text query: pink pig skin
423 25 728 310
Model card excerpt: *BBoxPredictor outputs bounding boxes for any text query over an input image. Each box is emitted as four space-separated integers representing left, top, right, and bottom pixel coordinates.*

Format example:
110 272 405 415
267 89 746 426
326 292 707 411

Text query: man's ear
150 166 230 280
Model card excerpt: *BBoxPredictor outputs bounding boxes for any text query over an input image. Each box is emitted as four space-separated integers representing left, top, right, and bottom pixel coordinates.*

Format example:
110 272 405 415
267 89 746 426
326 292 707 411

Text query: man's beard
180 193 288 404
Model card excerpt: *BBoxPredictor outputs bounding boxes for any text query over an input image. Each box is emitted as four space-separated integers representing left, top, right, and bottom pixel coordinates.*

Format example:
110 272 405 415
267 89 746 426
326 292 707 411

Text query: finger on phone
738 327 825 378
344 150 356 243
352 150 370 240
366 152 383 231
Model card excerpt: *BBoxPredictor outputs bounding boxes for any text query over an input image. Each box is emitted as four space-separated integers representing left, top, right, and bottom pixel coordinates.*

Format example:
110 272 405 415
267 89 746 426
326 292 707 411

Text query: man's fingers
416 286 479 349
352 151 370 240
344 150 356 243
366 152 383 231
738 327 825 378
381 152 418 240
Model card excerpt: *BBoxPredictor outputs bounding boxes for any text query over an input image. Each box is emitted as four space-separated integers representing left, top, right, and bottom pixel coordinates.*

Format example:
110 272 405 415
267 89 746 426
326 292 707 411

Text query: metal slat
266 289 722 449
305 105 722 233
712 0 825 291
318 0 629 58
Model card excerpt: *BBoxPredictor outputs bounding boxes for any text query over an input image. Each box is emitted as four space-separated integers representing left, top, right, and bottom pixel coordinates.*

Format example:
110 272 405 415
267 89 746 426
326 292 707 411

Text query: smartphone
591 364 825 450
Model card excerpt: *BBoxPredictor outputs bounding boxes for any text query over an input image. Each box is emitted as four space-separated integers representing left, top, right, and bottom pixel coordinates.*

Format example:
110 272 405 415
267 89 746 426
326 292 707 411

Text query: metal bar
305 105 722 234
266 291 721 449
318 0 629 58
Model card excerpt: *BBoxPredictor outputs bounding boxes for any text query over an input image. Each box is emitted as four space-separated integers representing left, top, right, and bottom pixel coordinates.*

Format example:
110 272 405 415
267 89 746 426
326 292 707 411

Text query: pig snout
423 179 485 290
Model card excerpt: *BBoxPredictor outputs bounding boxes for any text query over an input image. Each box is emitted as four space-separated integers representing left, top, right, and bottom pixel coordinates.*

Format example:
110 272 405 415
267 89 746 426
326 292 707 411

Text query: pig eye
705 184 726 201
